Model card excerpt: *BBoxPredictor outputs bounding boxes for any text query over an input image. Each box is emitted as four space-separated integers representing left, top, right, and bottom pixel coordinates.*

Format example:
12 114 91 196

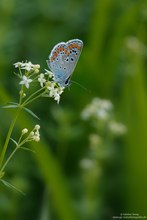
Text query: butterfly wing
47 42 69 86
66 39 83 79
47 39 83 87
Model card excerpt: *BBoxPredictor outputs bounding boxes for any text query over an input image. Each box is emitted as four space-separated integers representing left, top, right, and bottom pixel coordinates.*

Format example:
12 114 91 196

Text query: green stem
17 133 23 145
0 86 46 174
22 86 45 106
0 146 19 173
23 91 46 107
0 108 21 169
19 84 24 105
0 136 34 173
19 139 32 148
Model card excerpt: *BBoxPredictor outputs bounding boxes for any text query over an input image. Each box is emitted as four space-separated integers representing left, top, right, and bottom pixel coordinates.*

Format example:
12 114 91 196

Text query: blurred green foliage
0 0 147 219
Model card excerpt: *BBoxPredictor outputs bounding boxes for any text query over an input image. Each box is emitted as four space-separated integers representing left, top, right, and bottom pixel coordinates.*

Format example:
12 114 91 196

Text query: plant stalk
0 108 21 169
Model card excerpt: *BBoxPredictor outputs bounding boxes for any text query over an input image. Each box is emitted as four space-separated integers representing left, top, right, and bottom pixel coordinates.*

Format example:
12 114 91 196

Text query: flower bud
22 128 28 135
33 136 40 142
35 125 40 130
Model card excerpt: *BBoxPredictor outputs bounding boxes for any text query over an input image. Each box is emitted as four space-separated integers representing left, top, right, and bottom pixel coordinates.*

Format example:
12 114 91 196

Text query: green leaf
0 179 26 196
23 107 40 120
21 147 36 153
7 102 19 105
10 138 18 146
0 171 5 179
2 102 18 108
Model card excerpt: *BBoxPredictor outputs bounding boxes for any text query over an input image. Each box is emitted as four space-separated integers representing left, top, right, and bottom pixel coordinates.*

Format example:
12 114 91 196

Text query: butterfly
47 39 83 87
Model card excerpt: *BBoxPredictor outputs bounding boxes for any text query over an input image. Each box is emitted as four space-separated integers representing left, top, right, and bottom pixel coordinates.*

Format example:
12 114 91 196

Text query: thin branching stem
22 86 45 106
0 108 21 170
22 91 46 107
0 146 19 173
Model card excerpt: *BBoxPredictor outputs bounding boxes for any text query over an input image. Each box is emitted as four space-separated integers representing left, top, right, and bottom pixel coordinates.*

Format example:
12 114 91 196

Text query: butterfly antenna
70 80 90 93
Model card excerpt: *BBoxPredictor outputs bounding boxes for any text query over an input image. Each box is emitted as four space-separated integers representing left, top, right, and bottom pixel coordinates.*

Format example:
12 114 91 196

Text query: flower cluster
79 99 127 218
81 97 113 121
20 124 41 146
27 124 41 142
108 120 127 136
14 61 64 104
81 97 127 136
80 158 97 170
46 81 64 104
14 61 40 72
125 36 144 55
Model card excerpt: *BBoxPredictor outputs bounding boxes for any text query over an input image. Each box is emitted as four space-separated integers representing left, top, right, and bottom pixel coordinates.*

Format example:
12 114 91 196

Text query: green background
0 0 147 219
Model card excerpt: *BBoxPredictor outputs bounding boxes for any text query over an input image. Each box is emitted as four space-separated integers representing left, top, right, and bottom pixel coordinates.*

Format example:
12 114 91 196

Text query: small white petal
38 73 46 87
44 69 54 78
19 75 32 89
14 62 23 68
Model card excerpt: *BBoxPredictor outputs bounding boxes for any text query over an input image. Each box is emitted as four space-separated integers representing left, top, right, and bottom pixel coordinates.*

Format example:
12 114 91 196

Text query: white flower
46 81 56 91
57 87 64 95
49 88 58 97
49 85 63 103
14 61 40 72
54 93 60 104
54 87 64 103
92 98 113 112
45 81 64 103
14 62 23 68
81 97 113 121
33 64 40 73
19 75 32 89
96 109 110 121
80 158 95 170
21 61 34 71
38 74 46 87
108 121 127 135
33 64 40 69
44 69 54 78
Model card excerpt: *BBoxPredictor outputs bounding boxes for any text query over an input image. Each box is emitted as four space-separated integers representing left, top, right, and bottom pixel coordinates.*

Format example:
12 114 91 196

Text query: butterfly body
47 39 83 87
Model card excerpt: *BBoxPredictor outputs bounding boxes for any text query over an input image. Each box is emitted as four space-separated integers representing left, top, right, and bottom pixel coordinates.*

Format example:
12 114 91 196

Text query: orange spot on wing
51 47 70 61
54 52 57 57
69 43 81 50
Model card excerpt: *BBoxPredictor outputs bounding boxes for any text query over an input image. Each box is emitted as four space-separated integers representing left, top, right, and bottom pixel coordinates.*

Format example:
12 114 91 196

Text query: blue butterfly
47 39 83 87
